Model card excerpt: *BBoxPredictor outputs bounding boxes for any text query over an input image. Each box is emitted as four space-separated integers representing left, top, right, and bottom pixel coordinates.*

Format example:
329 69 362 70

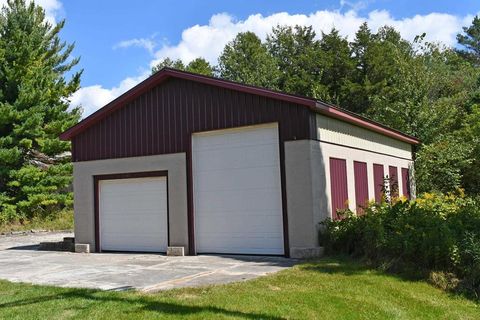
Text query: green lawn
0 258 478 320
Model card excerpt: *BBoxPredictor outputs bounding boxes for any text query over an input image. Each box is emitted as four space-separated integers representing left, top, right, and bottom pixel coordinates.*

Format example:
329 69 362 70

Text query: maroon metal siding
71 77 315 162
373 164 384 203
61 69 420 145
401 167 410 199
389 166 399 198
329 158 348 220
354 161 368 214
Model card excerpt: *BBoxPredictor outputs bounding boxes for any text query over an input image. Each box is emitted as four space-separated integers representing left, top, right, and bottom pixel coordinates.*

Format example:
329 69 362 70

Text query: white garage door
193 124 284 255
99 176 168 252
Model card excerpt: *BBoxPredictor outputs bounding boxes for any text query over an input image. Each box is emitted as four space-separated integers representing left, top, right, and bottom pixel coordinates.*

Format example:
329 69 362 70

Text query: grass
0 211 73 233
0 257 478 319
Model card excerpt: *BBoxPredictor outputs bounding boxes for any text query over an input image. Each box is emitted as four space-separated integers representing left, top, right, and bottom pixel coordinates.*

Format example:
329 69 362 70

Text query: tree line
0 0 479 223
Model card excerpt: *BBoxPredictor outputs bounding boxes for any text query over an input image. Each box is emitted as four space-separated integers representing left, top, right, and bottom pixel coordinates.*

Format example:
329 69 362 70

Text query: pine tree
266 25 327 99
457 15 480 66
0 0 81 222
152 57 214 76
218 32 278 88
185 58 214 76
319 28 355 106
342 22 375 113
151 57 186 74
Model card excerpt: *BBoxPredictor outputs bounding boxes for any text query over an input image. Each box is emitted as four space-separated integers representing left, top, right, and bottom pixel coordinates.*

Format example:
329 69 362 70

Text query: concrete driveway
0 232 296 291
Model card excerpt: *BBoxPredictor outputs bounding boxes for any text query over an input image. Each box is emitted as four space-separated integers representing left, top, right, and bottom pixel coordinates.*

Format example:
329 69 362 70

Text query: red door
373 164 384 203
401 167 410 199
354 161 368 214
330 158 348 220
389 166 399 198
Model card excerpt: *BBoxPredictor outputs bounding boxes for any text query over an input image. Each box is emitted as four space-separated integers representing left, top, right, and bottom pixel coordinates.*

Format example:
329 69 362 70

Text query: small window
401 167 410 199
354 161 368 214
373 164 384 203
389 166 399 198
329 158 348 220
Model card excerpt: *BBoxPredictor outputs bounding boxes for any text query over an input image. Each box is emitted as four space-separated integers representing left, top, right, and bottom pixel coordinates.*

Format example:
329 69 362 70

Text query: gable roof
60 68 420 145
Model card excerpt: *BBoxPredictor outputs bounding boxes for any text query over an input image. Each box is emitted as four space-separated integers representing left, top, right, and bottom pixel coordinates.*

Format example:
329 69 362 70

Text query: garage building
60 68 420 257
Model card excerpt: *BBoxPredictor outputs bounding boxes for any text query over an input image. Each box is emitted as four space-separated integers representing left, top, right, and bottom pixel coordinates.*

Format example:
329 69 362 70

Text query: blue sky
23 0 480 116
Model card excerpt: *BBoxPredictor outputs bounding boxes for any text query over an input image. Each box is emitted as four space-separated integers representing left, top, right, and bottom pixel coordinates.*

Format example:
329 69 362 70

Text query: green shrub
320 191 480 298
0 164 73 224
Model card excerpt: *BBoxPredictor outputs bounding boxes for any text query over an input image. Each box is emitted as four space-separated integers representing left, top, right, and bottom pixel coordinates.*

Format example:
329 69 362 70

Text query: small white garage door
99 176 168 252
193 123 284 255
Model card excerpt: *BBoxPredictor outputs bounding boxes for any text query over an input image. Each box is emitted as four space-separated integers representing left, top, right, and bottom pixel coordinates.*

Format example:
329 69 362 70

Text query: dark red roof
60 68 420 145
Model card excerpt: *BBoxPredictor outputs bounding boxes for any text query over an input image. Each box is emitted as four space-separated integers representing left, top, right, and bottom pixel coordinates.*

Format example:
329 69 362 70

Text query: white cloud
151 10 472 66
69 72 150 118
35 0 62 23
114 37 156 54
72 8 476 117
340 0 369 12
0 0 63 24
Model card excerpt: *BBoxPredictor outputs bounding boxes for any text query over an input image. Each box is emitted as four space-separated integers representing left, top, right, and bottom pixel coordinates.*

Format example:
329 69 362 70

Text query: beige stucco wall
285 138 414 254
284 140 329 253
318 141 414 214
73 153 188 253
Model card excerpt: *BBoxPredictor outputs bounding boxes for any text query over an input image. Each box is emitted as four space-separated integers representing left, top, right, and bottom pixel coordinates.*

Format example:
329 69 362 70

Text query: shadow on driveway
5 244 40 251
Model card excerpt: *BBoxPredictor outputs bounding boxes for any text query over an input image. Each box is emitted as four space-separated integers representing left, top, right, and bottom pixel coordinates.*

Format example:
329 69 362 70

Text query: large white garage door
193 124 284 255
99 176 168 252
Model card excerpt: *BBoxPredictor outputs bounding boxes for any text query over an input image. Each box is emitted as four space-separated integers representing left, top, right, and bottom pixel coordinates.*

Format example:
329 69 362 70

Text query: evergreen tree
351 22 373 81
319 28 355 106
152 57 213 76
151 57 185 74
266 25 327 98
218 32 278 88
457 15 480 66
185 58 214 76
0 0 81 222
344 22 375 113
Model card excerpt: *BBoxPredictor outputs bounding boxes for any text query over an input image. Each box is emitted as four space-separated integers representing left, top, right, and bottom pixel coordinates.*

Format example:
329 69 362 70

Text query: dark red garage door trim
60 68 420 145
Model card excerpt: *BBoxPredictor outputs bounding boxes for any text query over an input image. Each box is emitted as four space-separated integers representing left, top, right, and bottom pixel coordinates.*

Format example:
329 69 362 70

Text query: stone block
290 247 324 259
167 246 185 256
75 243 90 253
